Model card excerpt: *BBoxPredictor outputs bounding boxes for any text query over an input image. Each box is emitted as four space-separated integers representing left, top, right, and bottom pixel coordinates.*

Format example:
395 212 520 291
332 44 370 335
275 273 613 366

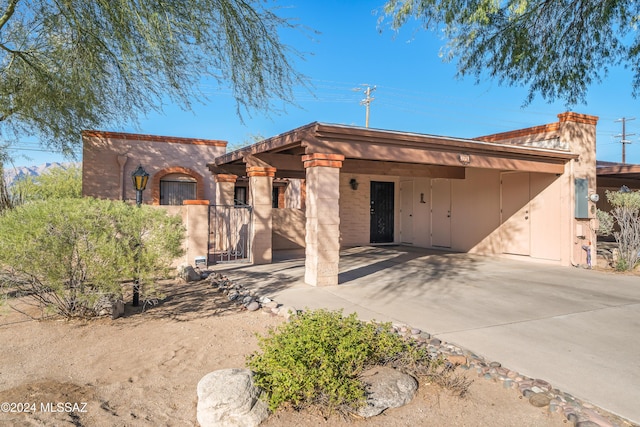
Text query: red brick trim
557 112 599 125
476 112 599 143
214 174 238 183
183 200 210 205
475 123 560 143
246 166 276 177
302 153 345 168
82 130 227 147
151 166 205 205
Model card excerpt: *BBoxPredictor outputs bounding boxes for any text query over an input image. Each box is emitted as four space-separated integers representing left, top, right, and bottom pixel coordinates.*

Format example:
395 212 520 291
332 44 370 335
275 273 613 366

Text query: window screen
160 180 196 205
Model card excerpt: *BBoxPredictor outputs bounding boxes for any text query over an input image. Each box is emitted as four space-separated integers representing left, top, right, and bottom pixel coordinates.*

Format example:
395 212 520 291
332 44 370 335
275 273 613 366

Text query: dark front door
370 181 394 243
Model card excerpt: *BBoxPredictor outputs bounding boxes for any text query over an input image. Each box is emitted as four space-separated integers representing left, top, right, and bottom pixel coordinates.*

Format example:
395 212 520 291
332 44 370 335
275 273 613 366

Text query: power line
615 117 635 164
352 84 376 128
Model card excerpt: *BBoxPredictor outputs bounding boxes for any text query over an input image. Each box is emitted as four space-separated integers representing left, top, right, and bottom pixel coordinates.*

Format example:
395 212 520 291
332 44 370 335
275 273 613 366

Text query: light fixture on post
349 178 359 190
131 165 149 207
130 165 149 307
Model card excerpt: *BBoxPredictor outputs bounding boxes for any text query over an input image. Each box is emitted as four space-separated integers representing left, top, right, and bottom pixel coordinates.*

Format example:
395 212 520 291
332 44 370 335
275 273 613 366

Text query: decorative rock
410 328 421 335
429 338 441 346
196 368 268 427
258 296 272 304
246 301 260 312
521 389 535 398
575 422 601 427
242 296 254 306
111 300 125 319
489 361 502 368
529 393 551 408
356 366 418 418
419 332 431 340
582 408 618 427
179 265 202 282
227 291 239 301
533 379 550 388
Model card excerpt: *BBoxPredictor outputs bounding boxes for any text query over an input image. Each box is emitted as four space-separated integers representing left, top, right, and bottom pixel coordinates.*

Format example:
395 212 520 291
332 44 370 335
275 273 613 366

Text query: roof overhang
597 161 640 188
209 122 577 178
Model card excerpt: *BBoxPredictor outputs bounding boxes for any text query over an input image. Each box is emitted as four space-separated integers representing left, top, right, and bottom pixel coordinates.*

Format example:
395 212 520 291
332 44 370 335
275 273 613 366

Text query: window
234 186 247 205
160 174 197 205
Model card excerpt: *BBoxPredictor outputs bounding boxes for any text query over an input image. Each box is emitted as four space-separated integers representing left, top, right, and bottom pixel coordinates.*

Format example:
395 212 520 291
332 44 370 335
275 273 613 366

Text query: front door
400 181 414 244
370 181 395 243
431 179 452 248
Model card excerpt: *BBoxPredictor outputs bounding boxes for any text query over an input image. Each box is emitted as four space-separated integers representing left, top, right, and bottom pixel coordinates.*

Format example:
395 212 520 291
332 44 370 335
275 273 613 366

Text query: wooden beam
341 159 466 179
254 153 304 171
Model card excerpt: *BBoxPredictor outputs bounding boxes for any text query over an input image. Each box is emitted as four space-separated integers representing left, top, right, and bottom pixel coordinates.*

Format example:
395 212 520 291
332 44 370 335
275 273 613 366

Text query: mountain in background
3 162 80 187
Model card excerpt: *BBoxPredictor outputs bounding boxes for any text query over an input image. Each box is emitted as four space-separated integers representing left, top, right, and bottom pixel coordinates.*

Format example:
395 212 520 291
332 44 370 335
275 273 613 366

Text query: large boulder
356 366 418 418
196 368 268 427
178 264 201 282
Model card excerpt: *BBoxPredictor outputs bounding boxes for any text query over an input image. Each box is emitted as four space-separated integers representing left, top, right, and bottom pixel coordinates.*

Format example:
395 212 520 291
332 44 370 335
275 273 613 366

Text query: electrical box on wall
575 178 589 219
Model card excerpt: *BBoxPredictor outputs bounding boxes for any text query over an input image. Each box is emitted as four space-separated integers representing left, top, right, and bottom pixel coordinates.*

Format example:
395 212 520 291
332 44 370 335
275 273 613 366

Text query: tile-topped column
248 166 276 264
214 174 237 206
303 153 344 286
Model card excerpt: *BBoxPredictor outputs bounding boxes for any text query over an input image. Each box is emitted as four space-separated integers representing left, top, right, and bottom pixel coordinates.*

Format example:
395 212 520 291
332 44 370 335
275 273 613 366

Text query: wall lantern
588 193 600 203
131 165 150 207
349 178 359 190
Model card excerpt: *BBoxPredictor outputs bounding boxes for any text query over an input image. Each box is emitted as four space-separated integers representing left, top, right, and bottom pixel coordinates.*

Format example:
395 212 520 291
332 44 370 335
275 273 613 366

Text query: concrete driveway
216 246 640 424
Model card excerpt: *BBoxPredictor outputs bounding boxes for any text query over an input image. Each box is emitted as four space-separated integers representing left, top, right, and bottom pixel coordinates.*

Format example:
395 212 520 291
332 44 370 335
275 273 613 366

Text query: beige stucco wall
154 204 209 268
82 132 226 204
273 208 306 249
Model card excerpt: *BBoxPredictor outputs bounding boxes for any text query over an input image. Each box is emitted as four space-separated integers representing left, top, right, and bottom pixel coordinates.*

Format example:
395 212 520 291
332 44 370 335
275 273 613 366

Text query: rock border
203 269 637 427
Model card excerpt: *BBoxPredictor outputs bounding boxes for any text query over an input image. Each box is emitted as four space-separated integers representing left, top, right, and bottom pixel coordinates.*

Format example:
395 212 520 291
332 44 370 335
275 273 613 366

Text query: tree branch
0 0 19 31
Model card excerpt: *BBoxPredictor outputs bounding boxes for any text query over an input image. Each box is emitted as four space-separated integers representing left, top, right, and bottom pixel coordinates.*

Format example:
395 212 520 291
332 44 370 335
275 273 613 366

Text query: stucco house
83 112 600 286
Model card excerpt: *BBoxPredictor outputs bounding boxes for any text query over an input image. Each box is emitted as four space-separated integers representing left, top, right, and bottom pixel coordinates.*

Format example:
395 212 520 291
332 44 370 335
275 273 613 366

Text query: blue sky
8 1 640 167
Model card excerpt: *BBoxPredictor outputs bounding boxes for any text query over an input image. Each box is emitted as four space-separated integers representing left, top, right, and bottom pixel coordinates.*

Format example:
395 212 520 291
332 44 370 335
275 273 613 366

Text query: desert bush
595 208 615 237
0 198 184 318
603 190 640 271
11 164 82 205
247 309 437 414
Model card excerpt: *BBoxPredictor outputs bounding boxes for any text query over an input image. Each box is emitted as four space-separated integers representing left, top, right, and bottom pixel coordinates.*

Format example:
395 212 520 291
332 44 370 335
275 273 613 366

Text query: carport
208 112 599 286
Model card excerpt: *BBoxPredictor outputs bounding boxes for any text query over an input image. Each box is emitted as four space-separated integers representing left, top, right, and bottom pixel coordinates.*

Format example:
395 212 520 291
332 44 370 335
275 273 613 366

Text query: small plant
246 309 436 414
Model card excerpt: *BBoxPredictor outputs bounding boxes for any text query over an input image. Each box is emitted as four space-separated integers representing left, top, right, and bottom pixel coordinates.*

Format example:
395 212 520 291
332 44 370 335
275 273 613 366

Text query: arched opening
160 173 197 205
151 166 205 205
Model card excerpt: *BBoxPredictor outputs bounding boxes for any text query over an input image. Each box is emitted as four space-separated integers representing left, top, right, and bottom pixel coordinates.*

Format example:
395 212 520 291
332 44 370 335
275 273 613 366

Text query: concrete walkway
216 246 640 424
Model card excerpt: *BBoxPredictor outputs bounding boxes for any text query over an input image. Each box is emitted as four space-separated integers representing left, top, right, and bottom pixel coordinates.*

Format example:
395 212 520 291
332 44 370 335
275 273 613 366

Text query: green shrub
0 198 184 318
11 164 82 204
247 309 432 413
605 190 640 271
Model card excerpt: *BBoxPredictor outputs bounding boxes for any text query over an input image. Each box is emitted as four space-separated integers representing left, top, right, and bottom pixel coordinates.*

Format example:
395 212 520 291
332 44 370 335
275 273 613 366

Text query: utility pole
615 117 635 164
353 84 376 128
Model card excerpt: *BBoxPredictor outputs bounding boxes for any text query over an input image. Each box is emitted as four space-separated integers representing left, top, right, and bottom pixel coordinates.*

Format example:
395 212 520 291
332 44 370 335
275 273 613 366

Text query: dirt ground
0 279 567 427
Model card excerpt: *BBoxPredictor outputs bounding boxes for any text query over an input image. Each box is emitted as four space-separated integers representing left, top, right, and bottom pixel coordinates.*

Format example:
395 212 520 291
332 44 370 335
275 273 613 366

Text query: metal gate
209 204 252 263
